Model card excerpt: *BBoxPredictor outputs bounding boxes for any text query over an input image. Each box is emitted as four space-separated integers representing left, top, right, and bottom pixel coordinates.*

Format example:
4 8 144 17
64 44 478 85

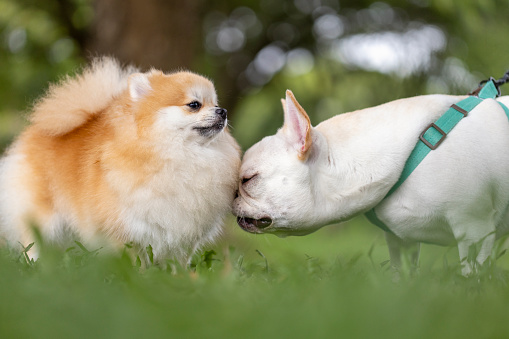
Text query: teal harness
365 78 509 234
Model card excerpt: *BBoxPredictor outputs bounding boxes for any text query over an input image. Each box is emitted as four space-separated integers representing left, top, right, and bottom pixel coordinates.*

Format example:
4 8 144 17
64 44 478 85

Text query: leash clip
469 70 509 97
468 77 501 97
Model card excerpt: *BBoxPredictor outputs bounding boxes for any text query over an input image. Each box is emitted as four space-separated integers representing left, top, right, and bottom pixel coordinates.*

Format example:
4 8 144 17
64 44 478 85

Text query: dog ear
280 98 287 115
128 73 152 101
282 90 312 160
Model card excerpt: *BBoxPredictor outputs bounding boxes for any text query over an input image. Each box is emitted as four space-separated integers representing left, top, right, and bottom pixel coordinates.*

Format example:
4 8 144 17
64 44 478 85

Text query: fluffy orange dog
0 58 240 262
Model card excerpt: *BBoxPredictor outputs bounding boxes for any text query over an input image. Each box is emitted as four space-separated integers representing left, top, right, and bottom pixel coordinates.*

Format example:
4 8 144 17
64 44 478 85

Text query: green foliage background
2 0 509 337
2 0 509 151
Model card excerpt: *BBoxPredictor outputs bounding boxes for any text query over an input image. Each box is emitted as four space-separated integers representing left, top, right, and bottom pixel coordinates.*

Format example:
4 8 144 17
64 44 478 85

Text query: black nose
215 107 227 119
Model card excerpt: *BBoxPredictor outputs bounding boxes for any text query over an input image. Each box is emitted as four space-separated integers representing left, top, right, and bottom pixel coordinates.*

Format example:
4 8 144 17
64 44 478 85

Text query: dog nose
215 107 227 119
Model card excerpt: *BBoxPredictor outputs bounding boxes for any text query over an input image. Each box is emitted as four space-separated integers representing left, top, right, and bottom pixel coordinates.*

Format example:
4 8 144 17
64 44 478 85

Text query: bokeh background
2 0 509 152
3 2 509 338
1 0 509 266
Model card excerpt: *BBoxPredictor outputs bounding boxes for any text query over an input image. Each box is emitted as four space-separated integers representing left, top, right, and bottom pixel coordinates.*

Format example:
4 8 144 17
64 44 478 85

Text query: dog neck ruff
366 74 509 234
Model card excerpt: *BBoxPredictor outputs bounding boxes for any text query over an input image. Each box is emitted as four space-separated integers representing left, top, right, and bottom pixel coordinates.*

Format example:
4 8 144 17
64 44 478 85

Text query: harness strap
365 80 509 234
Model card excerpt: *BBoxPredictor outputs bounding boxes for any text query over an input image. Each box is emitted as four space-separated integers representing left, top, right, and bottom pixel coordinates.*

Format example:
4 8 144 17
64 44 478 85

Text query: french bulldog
233 89 509 274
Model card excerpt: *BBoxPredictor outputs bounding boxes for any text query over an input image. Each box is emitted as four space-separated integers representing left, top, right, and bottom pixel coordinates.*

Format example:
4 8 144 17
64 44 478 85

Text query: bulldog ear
280 98 287 115
128 73 152 101
282 90 312 160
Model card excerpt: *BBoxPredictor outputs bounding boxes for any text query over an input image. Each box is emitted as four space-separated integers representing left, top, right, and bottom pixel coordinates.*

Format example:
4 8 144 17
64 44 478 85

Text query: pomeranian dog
0 57 240 262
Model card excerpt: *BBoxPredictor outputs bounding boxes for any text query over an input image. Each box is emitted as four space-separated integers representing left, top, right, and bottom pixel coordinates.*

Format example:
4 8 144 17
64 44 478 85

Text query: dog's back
376 96 509 240
0 58 135 249
31 58 136 137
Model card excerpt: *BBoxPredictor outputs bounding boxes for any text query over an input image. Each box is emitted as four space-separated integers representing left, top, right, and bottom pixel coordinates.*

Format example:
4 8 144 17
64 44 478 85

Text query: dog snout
215 107 227 120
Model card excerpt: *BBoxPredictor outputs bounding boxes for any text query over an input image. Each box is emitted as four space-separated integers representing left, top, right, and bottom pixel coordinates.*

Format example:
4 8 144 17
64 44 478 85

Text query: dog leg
455 229 496 276
384 232 420 278
450 211 497 275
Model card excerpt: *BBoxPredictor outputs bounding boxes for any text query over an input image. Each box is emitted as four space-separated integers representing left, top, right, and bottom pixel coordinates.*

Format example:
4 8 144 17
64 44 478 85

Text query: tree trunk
86 0 202 72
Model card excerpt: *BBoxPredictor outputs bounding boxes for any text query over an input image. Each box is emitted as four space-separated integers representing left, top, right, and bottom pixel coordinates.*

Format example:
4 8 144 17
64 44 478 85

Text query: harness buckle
451 104 468 117
419 123 446 150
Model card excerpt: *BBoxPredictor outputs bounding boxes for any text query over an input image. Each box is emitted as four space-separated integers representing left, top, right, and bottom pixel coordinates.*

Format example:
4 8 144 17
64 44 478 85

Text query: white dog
233 87 509 274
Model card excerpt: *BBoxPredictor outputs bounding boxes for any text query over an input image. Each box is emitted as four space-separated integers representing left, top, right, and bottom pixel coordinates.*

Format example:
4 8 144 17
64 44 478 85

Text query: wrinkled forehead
242 134 285 168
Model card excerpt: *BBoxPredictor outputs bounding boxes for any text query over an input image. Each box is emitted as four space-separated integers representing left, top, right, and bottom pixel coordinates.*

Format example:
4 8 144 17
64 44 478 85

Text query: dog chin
236 216 273 234
193 118 227 137
236 216 315 237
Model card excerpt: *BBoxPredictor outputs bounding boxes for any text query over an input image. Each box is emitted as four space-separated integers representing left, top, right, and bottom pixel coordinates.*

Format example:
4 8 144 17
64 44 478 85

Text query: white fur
0 150 33 247
128 73 152 101
110 128 240 261
233 91 509 273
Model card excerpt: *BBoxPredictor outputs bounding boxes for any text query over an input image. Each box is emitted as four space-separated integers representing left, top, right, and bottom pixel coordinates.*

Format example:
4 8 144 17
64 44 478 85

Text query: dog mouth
193 120 225 137
193 113 227 137
236 216 273 234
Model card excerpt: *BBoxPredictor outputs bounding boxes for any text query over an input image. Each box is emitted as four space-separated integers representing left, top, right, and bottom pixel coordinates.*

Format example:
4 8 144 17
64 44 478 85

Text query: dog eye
187 101 202 110
241 174 258 184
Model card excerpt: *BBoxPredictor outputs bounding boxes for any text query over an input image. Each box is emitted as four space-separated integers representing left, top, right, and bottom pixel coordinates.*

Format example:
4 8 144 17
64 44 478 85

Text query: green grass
2 216 509 339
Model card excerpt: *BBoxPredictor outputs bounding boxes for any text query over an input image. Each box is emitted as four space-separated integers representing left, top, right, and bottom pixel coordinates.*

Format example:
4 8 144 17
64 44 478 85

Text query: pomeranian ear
282 90 312 160
128 73 152 101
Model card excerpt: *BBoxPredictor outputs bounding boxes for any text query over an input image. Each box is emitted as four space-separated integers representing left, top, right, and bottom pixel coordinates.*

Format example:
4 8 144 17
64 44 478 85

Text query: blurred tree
1 0 509 151
85 0 201 71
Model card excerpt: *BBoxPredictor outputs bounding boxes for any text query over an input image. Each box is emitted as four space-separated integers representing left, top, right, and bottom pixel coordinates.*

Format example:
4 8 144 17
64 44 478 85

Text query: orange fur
0 58 241 261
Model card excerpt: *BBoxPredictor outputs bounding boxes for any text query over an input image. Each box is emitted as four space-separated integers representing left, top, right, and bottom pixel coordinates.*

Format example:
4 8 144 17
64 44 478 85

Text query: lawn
1 215 509 339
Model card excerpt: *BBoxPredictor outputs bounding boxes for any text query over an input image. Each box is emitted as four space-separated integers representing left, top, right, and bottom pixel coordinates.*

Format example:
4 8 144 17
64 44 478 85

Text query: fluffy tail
30 57 138 136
